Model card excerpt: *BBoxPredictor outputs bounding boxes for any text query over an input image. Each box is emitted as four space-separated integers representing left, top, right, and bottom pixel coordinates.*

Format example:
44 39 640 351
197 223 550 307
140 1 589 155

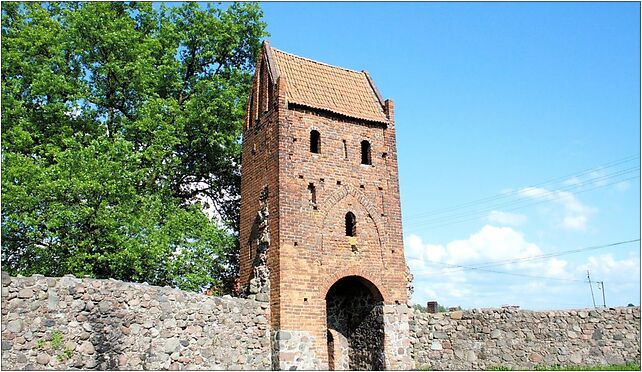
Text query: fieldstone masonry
1 274 271 370
2 273 641 370
410 306 641 370
271 330 321 370
383 304 413 370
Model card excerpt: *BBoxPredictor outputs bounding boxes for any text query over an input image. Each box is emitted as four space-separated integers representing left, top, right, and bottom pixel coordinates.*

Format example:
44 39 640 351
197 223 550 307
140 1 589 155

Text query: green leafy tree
1 2 267 293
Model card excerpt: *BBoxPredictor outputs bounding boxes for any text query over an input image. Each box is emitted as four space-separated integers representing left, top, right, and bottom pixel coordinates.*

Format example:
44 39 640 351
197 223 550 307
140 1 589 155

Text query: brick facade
239 41 411 370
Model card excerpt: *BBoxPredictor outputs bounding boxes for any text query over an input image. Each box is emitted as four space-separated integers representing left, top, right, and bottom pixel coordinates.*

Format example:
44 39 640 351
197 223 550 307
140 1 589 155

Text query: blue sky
259 2 640 311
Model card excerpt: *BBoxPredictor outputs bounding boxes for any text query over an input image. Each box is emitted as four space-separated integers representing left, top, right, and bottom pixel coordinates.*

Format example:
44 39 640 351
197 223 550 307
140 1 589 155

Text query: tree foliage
1 2 267 293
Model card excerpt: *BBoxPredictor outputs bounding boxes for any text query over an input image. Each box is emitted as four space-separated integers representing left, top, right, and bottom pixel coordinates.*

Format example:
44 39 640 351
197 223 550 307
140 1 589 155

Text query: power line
405 154 639 219
437 238 641 274
406 154 639 219
422 258 587 282
415 238 640 282
426 260 588 282
406 166 639 226
405 174 640 230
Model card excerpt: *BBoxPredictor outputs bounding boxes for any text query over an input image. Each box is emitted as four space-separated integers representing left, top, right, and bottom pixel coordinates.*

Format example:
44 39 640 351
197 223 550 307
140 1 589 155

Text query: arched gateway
326 276 385 370
238 41 413 370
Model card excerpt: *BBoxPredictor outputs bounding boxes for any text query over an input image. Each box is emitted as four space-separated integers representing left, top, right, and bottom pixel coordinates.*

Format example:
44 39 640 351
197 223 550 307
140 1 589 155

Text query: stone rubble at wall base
2 273 640 370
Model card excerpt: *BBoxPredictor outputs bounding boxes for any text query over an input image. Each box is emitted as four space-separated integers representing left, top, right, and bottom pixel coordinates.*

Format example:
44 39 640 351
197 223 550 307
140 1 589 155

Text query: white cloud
580 253 640 276
407 226 550 307
561 166 634 192
519 187 550 199
561 215 587 231
448 225 542 264
563 176 582 187
488 210 527 226
406 234 446 264
574 253 641 300
545 257 569 278
407 226 542 270
518 187 595 231
406 227 640 310
589 168 609 187
615 181 630 192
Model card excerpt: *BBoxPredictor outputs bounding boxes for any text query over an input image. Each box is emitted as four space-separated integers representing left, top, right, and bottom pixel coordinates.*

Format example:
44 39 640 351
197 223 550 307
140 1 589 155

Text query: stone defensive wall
1 274 271 370
2 273 640 370
410 306 641 370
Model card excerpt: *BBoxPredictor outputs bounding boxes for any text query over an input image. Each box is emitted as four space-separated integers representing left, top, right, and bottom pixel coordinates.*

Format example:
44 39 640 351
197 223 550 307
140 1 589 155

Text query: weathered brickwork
410 307 641 370
1 274 271 370
239 41 412 369
239 51 284 326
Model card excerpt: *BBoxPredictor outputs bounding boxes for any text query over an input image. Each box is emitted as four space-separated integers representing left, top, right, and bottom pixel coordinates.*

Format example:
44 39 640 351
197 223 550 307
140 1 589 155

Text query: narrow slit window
310 130 321 153
343 140 348 159
345 212 356 237
361 140 372 165
308 183 317 208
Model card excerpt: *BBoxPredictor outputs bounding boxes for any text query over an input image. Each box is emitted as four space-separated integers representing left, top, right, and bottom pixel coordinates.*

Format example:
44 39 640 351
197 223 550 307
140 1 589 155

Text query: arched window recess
310 130 321 153
361 140 371 165
345 212 356 237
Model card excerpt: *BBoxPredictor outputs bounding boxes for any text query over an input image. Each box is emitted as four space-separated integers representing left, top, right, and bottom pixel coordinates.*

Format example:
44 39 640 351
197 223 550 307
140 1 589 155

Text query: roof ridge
270 47 365 75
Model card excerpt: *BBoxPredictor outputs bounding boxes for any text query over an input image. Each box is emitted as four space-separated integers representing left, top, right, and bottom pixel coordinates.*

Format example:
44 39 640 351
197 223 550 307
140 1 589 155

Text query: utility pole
597 281 606 308
587 270 597 308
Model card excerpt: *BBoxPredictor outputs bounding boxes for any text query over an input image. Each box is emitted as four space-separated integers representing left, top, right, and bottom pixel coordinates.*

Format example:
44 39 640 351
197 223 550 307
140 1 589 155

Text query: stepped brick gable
239 41 412 370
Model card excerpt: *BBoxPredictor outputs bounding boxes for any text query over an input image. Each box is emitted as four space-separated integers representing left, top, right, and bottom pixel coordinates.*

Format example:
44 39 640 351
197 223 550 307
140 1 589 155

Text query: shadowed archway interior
326 276 385 370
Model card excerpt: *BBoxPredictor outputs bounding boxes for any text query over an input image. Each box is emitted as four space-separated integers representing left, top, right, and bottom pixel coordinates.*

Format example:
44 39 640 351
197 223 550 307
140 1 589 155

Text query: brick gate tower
239 41 412 370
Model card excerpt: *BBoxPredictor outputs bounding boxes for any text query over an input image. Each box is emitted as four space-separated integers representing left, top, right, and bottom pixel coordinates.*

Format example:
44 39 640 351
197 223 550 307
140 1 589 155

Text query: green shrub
56 347 73 362
50 330 63 350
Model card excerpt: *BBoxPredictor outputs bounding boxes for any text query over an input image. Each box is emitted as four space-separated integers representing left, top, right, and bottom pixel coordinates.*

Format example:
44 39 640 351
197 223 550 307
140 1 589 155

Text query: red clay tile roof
270 47 388 123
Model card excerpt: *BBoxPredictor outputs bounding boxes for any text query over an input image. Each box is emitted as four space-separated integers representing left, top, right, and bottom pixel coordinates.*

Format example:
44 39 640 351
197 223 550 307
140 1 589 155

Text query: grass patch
535 362 640 371
50 330 63 349
56 347 73 362
486 362 640 371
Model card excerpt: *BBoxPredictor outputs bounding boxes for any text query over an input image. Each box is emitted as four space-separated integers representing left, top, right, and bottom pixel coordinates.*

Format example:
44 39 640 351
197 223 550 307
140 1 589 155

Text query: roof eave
288 101 389 125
